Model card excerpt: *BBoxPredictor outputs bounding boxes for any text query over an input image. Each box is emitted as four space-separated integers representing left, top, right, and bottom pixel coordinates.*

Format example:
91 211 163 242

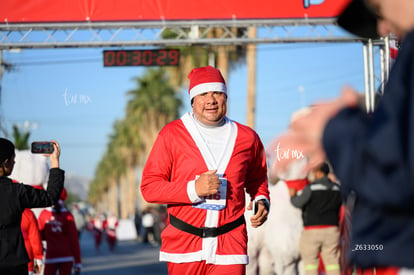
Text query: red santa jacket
21 208 43 272
37 206 82 266
141 114 269 265
104 215 119 231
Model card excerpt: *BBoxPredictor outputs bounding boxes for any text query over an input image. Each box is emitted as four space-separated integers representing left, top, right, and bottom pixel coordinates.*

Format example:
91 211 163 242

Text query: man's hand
195 169 220 197
33 258 43 274
33 263 42 274
289 188 297 197
247 200 269 228
49 140 61 168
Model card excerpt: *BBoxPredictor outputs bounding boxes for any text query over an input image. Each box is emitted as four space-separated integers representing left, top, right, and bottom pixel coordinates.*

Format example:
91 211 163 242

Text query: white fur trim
189 82 226 99
159 251 248 264
187 179 203 203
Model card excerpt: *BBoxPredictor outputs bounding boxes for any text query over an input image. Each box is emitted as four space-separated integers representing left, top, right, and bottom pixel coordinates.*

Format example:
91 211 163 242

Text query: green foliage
127 68 182 119
65 191 81 206
87 68 182 205
12 124 30 150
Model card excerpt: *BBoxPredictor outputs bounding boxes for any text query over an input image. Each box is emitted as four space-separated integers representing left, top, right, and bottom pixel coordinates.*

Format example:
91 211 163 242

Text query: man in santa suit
141 65 270 275
37 188 82 275
103 212 119 251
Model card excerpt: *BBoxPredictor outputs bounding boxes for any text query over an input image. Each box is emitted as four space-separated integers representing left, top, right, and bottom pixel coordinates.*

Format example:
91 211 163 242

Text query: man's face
366 0 414 39
192 91 227 126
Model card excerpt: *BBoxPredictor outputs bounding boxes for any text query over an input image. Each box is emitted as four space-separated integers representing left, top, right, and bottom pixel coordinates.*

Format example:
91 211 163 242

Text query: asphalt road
79 230 168 275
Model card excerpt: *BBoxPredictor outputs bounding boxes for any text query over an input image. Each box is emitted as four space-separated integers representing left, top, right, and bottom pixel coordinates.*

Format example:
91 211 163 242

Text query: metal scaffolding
0 18 390 110
0 19 362 49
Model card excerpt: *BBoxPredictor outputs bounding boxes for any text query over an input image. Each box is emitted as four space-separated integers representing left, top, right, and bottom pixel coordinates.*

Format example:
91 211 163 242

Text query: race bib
193 178 227 210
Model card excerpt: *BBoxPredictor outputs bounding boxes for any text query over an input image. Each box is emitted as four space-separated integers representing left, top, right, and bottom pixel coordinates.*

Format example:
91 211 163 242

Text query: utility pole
246 27 257 129
0 50 3 104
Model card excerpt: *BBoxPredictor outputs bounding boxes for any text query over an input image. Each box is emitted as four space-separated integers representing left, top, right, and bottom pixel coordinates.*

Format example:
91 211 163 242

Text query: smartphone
253 201 259 215
31 141 54 154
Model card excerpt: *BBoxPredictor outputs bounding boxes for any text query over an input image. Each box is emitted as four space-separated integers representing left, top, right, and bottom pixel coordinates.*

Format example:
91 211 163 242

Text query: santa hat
60 188 68 201
56 188 67 207
188 66 227 100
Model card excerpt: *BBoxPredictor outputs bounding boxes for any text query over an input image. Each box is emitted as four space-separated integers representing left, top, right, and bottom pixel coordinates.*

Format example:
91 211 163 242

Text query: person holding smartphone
0 138 64 275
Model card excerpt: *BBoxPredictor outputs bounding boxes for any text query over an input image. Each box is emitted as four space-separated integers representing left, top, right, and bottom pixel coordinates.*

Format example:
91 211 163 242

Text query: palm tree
88 120 126 216
126 68 182 158
162 27 247 90
88 68 182 216
1 53 15 136
12 124 30 150
125 68 182 211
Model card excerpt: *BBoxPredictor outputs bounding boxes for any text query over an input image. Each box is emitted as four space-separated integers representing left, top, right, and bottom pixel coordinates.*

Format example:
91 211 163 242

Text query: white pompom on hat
188 66 227 100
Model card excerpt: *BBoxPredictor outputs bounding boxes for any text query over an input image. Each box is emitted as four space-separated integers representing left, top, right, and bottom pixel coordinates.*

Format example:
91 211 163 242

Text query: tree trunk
246 27 257 129
120 175 129 219
127 167 137 218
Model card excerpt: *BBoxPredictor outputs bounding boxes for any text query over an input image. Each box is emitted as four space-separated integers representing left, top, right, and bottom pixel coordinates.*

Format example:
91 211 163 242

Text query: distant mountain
65 174 90 201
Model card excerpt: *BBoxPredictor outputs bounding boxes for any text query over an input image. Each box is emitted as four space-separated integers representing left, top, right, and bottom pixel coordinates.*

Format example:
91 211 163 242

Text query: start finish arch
0 18 390 113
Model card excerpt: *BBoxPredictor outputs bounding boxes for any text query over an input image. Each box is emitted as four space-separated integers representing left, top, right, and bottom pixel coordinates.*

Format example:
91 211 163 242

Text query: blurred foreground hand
268 87 360 176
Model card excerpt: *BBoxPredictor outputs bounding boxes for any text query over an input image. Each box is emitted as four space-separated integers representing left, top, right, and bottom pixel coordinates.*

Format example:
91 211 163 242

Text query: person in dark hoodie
290 162 342 275
0 138 64 275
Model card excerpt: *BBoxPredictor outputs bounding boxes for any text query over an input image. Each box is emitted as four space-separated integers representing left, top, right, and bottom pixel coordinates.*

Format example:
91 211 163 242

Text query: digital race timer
103 49 180 67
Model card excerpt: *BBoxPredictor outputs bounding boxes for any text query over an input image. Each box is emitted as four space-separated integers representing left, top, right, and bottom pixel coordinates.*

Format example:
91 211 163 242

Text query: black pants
0 263 28 275
143 226 154 243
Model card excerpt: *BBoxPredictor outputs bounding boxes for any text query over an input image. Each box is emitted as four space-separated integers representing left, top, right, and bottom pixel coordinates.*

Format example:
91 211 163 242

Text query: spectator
72 204 86 240
37 188 82 275
270 0 414 272
134 208 142 241
0 138 64 275
141 207 155 244
290 162 342 275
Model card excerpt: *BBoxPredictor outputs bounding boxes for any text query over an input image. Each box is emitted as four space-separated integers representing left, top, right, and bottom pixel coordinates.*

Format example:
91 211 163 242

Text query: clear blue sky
1 38 367 179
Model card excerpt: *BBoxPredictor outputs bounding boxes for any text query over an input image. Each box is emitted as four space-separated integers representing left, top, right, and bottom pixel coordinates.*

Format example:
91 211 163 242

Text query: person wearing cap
38 187 82 275
0 138 64 274
270 0 414 273
141 65 270 274
290 162 343 275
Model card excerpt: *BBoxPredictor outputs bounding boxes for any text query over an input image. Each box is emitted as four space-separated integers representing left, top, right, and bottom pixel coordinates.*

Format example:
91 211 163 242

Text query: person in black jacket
270 0 414 271
290 162 342 275
0 138 64 275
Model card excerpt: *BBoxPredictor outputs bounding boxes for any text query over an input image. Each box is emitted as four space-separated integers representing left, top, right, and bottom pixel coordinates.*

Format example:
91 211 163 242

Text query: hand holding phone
253 200 259 215
31 141 55 154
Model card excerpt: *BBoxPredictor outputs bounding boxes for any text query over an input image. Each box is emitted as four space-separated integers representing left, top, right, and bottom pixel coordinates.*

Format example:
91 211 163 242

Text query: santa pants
106 229 117 251
44 261 73 275
167 261 246 275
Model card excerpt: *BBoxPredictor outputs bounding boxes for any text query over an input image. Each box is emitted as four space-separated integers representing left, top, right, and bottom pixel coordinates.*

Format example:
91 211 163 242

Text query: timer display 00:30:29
103 49 180 67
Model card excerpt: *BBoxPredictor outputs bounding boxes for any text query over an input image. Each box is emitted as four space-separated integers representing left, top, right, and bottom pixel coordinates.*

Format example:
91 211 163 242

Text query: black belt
169 214 245 238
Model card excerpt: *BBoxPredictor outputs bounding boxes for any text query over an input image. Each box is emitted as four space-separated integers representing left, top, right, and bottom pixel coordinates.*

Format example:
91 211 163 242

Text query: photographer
0 138 64 274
